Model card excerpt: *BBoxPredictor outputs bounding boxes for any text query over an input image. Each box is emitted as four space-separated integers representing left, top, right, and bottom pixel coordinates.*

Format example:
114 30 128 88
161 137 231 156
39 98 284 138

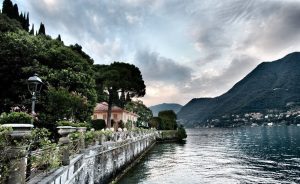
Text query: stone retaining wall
29 132 156 184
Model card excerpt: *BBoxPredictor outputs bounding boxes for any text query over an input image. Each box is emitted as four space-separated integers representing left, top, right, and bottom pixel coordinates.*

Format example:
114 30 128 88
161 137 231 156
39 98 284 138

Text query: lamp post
27 73 43 115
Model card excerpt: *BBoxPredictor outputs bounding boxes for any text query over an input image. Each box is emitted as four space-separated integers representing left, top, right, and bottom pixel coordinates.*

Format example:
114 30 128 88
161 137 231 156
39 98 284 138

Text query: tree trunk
107 89 113 128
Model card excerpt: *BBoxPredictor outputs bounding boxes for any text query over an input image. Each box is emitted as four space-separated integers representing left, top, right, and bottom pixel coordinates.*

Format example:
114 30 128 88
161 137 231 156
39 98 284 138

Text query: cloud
135 50 192 84
13 0 300 106
240 2 300 56
182 55 258 97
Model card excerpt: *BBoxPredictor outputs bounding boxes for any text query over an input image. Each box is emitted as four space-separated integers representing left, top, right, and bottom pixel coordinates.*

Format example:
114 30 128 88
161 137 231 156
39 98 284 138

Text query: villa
93 102 138 128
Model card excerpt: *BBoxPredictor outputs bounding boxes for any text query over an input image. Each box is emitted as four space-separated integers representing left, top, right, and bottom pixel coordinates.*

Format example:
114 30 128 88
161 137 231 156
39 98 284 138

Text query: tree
25 12 29 31
124 100 153 127
29 24 34 35
56 34 61 42
149 117 162 129
0 28 97 127
158 110 177 130
2 0 14 18
38 22 45 35
12 4 18 20
0 13 22 32
94 62 146 128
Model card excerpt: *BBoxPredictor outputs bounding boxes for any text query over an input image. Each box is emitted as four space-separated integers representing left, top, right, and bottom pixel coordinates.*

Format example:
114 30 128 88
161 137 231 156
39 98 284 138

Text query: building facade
93 102 138 128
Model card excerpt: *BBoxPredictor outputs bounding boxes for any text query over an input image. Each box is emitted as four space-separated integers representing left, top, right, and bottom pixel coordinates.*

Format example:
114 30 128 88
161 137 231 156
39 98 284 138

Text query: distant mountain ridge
149 103 182 116
177 52 300 127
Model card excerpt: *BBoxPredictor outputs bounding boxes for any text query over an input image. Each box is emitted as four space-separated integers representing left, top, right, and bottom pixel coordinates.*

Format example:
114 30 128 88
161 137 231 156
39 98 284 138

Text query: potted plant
0 112 34 139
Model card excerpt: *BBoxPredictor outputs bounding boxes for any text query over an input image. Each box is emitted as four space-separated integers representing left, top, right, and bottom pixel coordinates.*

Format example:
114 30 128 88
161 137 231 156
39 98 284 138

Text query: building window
113 114 118 120
93 115 97 119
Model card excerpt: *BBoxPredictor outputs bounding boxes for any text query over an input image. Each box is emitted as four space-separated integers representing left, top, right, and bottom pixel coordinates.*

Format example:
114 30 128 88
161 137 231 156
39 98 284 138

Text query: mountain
177 52 300 127
149 103 182 116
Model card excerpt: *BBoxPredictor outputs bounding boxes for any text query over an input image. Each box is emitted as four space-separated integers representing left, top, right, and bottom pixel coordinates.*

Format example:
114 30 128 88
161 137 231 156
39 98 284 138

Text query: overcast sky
12 0 300 106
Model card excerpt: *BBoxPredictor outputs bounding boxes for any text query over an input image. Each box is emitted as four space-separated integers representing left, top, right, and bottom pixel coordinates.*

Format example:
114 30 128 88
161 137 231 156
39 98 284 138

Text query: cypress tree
29 24 34 35
125 93 131 103
38 22 46 35
19 12 24 27
120 90 126 108
56 34 62 41
12 4 19 19
25 12 30 31
2 0 14 18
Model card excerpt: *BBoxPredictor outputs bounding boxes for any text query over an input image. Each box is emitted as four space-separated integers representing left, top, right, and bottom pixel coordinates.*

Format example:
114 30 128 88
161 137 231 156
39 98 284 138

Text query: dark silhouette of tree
29 24 34 35
125 92 131 103
2 0 14 18
25 12 29 31
56 34 62 42
12 4 18 19
2 0 29 31
38 22 45 35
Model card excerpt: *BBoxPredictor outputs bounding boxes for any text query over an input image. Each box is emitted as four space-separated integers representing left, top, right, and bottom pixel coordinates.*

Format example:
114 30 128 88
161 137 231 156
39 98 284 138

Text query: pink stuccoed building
92 102 138 128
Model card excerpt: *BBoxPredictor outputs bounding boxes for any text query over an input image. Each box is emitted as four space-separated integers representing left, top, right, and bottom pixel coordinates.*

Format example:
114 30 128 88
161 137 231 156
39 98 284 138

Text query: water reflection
118 126 300 184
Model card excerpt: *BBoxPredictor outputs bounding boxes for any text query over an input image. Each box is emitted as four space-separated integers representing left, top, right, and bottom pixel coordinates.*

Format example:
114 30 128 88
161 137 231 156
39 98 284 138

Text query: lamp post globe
27 73 43 115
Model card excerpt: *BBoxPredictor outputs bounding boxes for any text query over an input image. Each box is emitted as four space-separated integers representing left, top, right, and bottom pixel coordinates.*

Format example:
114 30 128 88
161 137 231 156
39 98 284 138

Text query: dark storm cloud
135 50 192 84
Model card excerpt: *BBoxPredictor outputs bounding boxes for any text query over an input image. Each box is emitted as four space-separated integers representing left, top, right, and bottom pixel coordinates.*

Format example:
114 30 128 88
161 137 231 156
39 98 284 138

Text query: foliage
30 143 61 171
57 120 89 128
124 100 153 127
1 0 29 31
84 130 96 145
30 128 61 170
0 126 12 147
0 28 97 128
0 126 12 183
38 22 45 35
30 128 51 148
177 125 187 140
0 13 22 32
44 87 90 124
149 117 161 129
0 112 33 124
125 120 133 130
94 62 146 127
90 119 106 130
158 110 177 130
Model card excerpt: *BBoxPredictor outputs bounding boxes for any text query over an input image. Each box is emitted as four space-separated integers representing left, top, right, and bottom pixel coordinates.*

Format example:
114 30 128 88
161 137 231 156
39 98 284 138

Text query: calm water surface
118 126 300 184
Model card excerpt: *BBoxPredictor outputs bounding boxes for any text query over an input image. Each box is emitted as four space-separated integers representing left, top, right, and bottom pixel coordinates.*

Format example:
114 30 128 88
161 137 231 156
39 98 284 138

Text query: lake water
118 126 300 184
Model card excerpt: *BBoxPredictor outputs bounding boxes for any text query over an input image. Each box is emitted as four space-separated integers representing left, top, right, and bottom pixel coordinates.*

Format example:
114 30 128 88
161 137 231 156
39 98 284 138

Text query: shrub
0 112 33 124
149 117 161 129
177 125 187 140
125 120 133 130
84 131 96 145
57 120 89 128
90 119 106 130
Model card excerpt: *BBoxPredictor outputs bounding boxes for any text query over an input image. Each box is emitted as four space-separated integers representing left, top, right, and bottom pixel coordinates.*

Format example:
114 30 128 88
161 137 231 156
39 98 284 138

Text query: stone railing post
57 126 76 166
1 124 33 184
77 127 87 151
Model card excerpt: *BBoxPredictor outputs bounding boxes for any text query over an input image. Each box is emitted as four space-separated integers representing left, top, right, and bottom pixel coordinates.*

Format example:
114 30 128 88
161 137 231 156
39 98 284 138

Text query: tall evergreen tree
38 22 45 35
29 24 34 35
25 12 29 31
2 0 14 18
120 90 126 108
125 92 131 103
12 4 18 19
56 34 62 41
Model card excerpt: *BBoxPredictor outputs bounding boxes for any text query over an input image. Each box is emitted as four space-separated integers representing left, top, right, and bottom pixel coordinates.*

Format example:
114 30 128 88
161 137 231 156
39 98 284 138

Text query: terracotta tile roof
94 102 123 112
94 102 139 117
